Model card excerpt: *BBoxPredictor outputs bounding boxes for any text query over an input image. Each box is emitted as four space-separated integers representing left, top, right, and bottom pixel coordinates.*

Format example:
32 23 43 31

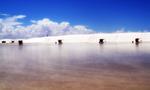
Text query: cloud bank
0 15 94 39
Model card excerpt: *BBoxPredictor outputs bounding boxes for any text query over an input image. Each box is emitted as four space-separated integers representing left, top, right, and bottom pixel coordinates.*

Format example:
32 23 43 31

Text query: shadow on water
18 45 23 50
135 42 140 47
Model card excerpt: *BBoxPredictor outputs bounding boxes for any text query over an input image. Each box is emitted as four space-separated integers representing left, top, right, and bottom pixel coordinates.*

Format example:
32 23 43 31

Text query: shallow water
0 43 150 90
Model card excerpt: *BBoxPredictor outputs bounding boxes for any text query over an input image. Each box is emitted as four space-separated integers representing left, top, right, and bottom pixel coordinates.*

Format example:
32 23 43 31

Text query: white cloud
0 13 9 16
0 15 94 39
114 28 145 33
115 28 126 33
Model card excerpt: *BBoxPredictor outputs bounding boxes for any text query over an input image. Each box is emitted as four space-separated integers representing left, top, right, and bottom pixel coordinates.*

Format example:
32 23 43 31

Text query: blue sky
0 0 150 38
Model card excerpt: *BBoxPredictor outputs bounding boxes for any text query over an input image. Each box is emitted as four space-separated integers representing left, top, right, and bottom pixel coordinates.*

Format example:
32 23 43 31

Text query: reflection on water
0 43 150 90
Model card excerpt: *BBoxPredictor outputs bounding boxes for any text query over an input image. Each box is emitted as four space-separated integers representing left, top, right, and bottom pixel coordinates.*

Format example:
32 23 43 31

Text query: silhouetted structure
135 38 140 44
11 41 14 43
2 41 6 43
58 40 63 44
99 39 104 44
18 40 23 45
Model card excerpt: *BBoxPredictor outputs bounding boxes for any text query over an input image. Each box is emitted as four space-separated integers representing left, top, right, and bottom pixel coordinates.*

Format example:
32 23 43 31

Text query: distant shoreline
0 32 150 44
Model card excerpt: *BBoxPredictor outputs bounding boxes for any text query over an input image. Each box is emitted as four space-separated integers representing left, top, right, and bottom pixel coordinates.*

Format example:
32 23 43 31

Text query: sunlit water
0 43 150 90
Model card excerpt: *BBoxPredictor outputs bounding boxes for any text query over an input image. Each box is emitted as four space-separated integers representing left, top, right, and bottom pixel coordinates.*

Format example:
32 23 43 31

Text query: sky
0 0 150 38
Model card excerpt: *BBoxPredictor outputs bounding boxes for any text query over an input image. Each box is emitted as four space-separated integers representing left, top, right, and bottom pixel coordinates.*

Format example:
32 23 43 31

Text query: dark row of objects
98 38 141 44
1 40 63 45
1 40 23 45
56 38 141 44
1 38 141 45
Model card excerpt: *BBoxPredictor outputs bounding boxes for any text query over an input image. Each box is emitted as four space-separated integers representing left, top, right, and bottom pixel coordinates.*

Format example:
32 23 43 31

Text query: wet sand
0 43 150 90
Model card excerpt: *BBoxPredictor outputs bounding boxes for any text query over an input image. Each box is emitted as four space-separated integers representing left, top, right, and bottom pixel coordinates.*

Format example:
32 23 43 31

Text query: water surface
0 43 150 90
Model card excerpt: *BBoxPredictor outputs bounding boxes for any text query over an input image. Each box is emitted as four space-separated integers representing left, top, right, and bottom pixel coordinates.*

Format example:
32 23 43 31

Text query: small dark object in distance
11 41 14 43
58 40 63 44
2 41 6 43
99 39 104 44
18 40 23 45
